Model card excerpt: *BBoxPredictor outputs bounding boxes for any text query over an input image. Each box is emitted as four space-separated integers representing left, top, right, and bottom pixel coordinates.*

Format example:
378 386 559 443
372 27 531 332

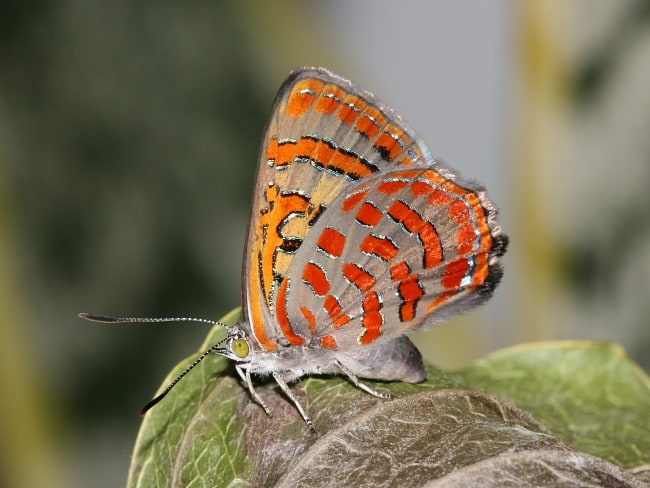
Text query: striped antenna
78 312 225 328
78 312 230 414
139 340 227 414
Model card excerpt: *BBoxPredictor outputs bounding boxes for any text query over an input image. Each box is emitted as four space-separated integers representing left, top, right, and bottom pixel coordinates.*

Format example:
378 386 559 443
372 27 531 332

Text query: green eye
231 338 250 358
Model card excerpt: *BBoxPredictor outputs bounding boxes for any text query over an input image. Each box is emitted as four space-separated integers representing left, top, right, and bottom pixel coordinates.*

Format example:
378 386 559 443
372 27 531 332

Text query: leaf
275 390 562 487
423 450 646 487
454 342 650 469
127 310 650 487
127 309 247 487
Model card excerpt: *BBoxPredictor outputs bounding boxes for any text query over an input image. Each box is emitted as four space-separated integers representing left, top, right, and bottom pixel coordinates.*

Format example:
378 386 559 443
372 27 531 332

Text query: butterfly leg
335 359 395 399
272 371 317 433
235 364 273 418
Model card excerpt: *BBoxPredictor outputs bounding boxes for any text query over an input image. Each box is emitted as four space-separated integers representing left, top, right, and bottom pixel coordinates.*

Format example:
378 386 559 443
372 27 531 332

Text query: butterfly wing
285 166 507 350
243 67 506 353
243 67 438 351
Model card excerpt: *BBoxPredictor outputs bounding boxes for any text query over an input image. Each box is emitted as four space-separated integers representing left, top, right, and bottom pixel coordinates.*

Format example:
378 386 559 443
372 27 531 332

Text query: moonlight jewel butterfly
80 67 508 431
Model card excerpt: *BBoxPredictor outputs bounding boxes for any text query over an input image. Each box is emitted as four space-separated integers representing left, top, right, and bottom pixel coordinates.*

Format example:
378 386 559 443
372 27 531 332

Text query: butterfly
80 67 507 432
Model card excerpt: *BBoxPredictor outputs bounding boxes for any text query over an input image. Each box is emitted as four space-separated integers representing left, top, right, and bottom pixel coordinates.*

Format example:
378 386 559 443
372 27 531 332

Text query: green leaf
127 310 650 487
127 309 247 487
453 341 650 469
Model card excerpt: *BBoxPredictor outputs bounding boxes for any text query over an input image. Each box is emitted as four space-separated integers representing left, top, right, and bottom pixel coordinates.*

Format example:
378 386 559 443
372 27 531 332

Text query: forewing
242 67 436 351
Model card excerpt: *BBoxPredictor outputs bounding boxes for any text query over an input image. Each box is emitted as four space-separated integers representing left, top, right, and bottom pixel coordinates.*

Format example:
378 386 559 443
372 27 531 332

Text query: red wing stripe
360 234 399 263
287 79 323 117
295 137 318 164
343 263 376 292
355 106 385 139
397 277 424 322
324 294 342 320
325 295 352 329
303 261 331 296
277 139 297 166
321 335 338 349
355 202 383 227
343 189 370 212
317 227 346 258
300 306 317 333
389 260 424 323
359 291 383 345
266 137 279 164
276 278 306 346
449 199 471 223
388 200 443 268
315 86 346 114
378 180 409 195
338 94 366 125
442 258 471 289
375 132 403 161
390 261 411 281
276 136 379 180
458 224 477 254
430 188 453 205
419 221 443 268
411 181 434 196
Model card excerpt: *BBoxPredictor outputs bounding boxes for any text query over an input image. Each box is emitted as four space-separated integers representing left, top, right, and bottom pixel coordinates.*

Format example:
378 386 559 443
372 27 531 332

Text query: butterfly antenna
78 312 231 414
139 340 226 415
78 312 226 328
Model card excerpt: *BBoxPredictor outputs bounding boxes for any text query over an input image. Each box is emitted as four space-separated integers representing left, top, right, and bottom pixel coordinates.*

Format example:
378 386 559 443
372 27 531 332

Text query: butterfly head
214 325 255 363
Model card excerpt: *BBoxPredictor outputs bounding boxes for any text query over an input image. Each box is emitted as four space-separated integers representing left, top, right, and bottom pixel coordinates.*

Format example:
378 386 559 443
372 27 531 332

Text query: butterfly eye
231 338 250 358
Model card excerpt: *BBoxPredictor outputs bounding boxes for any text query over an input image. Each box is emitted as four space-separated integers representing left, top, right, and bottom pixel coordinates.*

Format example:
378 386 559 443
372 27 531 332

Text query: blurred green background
1 1 649 487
